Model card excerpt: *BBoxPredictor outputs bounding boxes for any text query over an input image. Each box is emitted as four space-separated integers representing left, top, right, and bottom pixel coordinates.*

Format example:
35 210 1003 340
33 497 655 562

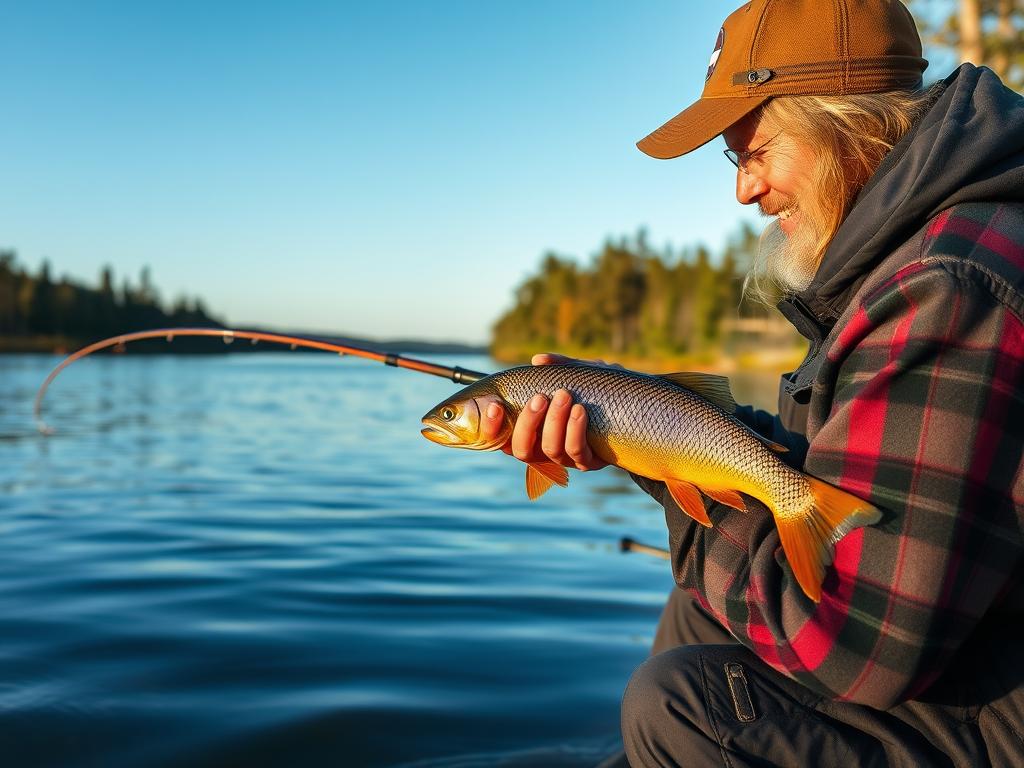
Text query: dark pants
620 589 1020 767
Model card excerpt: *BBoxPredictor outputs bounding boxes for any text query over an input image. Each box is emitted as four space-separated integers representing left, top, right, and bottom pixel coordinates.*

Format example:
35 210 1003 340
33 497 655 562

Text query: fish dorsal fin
659 372 737 414
664 479 712 527
525 461 569 500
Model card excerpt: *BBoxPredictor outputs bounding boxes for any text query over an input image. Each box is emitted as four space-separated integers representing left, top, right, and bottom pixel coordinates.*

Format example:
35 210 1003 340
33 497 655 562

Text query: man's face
722 110 821 291
722 111 815 236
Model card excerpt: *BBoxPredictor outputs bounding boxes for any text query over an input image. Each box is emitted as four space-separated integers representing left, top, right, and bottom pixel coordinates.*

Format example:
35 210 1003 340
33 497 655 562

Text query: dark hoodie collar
783 64 1024 325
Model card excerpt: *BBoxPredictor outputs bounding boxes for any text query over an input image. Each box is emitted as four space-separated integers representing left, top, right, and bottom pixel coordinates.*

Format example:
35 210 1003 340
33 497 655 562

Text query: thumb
480 400 507 442
531 352 571 366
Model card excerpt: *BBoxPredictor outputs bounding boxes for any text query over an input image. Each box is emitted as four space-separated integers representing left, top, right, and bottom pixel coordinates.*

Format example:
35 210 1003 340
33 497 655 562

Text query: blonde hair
744 88 935 303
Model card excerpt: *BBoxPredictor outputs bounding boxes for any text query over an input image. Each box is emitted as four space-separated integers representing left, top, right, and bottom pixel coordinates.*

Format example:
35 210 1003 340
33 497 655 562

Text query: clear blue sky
0 1 947 343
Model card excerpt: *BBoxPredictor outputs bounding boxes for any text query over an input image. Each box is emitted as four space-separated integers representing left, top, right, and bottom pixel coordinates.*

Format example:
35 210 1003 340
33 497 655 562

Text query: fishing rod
35 330 676 575
619 537 670 560
33 327 489 434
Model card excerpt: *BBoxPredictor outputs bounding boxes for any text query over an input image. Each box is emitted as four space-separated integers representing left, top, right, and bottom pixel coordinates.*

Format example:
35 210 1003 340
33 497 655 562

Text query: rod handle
619 536 670 560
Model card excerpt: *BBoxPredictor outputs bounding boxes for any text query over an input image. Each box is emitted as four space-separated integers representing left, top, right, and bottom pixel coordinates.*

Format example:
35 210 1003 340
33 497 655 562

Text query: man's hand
479 353 611 471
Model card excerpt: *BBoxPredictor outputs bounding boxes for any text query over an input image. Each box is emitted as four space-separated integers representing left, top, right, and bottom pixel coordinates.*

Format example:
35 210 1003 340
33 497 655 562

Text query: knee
623 650 697 723
622 646 713 766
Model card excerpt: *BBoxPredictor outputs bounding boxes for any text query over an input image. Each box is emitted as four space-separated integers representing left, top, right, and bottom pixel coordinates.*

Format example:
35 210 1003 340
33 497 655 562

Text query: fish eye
440 407 456 421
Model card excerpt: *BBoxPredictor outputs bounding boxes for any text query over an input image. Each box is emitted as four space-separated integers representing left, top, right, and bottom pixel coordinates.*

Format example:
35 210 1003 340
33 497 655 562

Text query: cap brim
636 95 770 159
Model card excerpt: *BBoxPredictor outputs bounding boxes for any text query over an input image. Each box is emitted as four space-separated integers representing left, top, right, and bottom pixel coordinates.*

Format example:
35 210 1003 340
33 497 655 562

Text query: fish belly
595 419 790 510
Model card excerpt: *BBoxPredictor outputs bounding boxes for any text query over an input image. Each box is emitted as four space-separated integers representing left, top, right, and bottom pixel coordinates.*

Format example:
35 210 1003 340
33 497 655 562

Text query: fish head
421 389 512 451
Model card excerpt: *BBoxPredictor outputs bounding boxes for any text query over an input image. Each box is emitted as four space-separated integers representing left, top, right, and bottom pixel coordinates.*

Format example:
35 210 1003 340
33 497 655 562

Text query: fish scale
421 363 881 602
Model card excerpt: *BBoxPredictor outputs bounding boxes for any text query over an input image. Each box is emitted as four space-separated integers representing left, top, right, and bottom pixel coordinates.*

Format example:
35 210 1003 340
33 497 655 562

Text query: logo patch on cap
706 28 724 81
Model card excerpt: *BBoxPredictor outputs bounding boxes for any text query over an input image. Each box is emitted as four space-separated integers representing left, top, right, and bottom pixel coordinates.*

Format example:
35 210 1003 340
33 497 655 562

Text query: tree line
0 250 220 350
912 0 1024 90
490 223 798 364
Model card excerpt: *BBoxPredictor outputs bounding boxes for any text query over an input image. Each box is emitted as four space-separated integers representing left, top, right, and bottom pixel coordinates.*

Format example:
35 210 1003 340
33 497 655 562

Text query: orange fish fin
774 477 882 603
525 462 569 500
700 486 746 512
664 479 712 527
659 372 737 414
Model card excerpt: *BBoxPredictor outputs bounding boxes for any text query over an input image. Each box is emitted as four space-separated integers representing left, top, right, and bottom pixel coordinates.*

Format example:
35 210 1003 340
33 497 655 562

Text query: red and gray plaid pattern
651 202 1024 709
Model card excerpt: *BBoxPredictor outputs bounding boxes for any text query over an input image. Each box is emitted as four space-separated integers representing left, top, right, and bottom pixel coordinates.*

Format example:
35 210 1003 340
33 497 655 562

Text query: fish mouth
421 422 503 451
421 423 460 446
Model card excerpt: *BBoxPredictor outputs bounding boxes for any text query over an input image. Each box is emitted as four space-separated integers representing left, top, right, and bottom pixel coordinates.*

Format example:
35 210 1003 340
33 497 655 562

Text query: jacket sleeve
638 257 1024 709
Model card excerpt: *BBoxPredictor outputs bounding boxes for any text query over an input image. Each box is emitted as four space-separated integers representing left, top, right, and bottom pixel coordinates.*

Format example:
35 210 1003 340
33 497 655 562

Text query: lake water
0 352 778 767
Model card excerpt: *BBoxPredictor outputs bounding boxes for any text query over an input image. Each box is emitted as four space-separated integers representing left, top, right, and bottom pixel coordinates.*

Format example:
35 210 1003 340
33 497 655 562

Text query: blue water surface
0 352 683 767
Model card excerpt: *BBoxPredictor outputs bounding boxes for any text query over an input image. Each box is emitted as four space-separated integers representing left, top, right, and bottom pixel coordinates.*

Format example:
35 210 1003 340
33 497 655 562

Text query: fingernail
570 404 585 421
552 390 570 408
529 394 547 412
486 403 501 419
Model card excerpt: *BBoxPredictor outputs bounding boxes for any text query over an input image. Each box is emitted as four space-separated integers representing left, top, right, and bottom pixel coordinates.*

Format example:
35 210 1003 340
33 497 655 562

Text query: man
483 0 1024 765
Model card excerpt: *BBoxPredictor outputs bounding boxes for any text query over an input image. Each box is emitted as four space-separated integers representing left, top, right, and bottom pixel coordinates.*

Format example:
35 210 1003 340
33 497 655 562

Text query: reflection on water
0 353 780 767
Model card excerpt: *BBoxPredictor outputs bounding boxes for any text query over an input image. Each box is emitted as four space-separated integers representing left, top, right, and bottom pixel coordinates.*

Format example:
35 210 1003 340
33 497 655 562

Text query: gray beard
755 218 818 294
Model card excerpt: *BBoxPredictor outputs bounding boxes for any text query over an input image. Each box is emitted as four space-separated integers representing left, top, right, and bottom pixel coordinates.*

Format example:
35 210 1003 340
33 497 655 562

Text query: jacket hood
794 64 1024 322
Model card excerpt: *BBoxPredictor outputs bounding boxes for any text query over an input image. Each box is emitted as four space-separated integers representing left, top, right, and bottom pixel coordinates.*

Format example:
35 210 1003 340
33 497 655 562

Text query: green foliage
491 222 797 363
0 251 221 348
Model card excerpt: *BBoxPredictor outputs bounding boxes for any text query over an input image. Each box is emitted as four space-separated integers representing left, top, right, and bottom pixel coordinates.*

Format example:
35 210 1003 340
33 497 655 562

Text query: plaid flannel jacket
636 202 1024 709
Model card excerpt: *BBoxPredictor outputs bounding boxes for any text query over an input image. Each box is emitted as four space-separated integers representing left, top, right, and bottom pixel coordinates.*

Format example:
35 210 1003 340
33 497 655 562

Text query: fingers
511 393 549 462
565 404 608 471
480 400 508 451
531 351 620 369
509 389 608 472
540 390 573 463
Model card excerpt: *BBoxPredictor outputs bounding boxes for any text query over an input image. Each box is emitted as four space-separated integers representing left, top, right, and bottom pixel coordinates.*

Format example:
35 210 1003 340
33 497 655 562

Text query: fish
420 363 880 602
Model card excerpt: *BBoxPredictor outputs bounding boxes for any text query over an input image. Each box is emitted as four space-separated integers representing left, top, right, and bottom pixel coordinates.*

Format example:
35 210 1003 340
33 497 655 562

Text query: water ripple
0 353 771 766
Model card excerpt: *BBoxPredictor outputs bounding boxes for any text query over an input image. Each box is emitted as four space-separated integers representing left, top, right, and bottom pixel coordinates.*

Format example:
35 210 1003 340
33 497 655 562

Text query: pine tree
912 0 1024 90
0 251 17 334
28 260 55 334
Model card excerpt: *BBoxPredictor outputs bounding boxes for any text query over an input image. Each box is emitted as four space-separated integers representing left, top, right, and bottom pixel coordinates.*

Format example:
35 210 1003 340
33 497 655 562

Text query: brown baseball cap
637 0 927 159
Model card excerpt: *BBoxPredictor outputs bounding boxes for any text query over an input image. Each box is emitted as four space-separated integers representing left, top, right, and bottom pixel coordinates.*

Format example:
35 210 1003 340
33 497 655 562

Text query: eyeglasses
723 132 781 174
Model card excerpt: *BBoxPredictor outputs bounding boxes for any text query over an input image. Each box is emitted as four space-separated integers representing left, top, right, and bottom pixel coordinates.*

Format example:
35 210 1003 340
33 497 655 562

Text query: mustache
758 196 796 217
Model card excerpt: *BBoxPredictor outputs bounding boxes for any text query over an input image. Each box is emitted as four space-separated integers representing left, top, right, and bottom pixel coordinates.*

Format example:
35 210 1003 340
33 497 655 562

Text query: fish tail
775 478 881 603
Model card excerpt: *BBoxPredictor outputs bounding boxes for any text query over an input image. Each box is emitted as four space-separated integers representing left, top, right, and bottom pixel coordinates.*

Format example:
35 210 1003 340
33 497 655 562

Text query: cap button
745 69 773 85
